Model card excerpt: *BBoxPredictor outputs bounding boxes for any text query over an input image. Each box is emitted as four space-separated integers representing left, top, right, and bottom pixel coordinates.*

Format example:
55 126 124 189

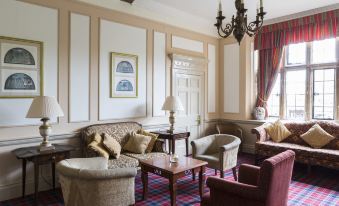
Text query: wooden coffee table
140 156 208 206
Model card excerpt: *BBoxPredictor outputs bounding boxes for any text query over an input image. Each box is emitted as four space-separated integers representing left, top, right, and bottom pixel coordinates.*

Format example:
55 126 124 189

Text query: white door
173 70 204 156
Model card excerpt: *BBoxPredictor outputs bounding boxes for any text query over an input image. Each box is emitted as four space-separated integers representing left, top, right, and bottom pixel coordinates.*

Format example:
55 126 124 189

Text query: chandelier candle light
215 0 266 44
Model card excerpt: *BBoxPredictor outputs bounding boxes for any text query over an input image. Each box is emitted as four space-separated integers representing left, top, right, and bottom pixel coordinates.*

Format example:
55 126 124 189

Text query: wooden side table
152 131 190 156
12 144 75 204
140 156 207 206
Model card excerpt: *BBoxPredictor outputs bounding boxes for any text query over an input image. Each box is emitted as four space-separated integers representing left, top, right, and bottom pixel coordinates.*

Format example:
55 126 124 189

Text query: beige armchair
56 157 137 206
216 123 243 152
191 134 241 180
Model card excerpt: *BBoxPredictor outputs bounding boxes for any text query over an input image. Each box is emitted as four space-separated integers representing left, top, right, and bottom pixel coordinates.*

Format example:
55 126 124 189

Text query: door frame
169 53 207 142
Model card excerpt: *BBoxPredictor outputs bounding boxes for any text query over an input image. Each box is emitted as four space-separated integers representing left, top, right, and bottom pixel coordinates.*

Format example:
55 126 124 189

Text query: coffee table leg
169 177 177 206
141 170 148 200
199 166 206 198
22 159 26 198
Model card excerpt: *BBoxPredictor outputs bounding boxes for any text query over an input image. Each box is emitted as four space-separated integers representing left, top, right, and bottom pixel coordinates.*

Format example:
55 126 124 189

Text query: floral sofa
252 121 339 170
81 122 167 169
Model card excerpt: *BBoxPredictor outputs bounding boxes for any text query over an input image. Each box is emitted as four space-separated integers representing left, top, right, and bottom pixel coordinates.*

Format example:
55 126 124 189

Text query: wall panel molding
99 19 147 120
223 43 240 113
172 35 204 53
153 31 166 117
69 12 90 122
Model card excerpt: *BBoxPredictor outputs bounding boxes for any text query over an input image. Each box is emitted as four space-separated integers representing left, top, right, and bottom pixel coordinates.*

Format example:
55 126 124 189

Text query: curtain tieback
258 96 268 103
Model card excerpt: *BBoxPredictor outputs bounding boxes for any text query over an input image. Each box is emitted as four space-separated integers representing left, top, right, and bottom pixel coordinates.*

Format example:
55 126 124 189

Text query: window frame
267 37 339 120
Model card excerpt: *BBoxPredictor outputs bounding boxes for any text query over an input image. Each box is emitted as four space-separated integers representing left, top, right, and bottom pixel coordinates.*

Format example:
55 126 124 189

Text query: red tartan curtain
254 9 339 117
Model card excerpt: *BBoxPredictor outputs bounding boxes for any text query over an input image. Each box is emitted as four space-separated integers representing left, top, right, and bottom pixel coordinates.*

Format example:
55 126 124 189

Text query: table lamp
161 96 184 133
26 96 64 151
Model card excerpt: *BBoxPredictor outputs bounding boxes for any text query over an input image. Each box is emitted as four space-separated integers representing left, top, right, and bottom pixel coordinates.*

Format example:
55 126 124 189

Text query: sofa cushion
256 141 339 162
138 129 159 153
264 120 291 143
300 124 334 149
108 154 139 169
123 152 168 161
82 122 142 147
283 121 339 150
103 133 122 159
123 132 152 154
87 133 110 159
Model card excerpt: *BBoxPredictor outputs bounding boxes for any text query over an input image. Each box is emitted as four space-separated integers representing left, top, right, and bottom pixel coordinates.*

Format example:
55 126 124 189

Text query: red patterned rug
0 153 338 206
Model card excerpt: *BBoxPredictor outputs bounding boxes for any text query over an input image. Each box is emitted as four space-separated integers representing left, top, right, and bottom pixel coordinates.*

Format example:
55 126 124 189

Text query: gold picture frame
110 52 138 98
0 36 43 98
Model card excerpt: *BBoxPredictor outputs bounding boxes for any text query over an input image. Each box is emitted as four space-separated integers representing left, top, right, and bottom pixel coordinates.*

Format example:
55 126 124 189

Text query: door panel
173 71 204 156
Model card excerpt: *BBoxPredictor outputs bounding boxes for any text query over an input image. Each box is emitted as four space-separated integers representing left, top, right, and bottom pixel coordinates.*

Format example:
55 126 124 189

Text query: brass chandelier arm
246 19 264 36
217 21 235 38
215 0 266 44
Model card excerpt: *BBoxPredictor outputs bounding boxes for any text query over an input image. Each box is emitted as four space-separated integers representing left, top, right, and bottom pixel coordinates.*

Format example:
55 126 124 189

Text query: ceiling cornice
264 3 339 26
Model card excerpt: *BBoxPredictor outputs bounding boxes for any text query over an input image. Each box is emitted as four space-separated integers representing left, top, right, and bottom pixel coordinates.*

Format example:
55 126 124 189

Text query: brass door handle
196 115 201 125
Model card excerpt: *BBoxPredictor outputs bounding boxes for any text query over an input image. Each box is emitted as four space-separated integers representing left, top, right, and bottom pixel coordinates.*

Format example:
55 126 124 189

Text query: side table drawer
34 152 68 164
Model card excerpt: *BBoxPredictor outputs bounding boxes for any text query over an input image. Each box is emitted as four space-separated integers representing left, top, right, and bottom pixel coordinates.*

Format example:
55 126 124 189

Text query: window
266 38 338 120
286 70 306 119
286 42 306 66
267 74 280 117
313 69 335 119
312 39 336 64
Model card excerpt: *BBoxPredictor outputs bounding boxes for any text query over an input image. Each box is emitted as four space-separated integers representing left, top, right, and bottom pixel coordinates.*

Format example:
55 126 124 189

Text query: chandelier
215 0 266 44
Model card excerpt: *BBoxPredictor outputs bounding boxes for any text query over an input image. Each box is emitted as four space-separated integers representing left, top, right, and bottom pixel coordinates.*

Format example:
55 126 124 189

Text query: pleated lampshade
26 96 64 118
161 96 184 112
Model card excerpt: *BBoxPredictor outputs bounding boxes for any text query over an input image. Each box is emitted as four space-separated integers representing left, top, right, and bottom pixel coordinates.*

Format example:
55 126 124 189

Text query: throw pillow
300 124 335 149
88 133 110 159
123 132 152 154
138 129 159 153
102 133 122 159
264 120 292 143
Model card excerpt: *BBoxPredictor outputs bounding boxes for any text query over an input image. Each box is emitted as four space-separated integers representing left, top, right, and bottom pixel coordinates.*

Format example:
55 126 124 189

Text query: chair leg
192 169 196 181
214 169 217 176
232 167 237 181
220 170 224 178
254 154 259 166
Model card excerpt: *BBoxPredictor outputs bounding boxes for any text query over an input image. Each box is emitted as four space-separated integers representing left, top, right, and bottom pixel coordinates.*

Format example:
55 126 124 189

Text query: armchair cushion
195 153 219 168
206 177 264 201
238 164 260 186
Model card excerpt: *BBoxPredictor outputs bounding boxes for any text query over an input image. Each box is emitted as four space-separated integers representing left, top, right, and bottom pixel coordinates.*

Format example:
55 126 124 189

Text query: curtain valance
254 10 339 50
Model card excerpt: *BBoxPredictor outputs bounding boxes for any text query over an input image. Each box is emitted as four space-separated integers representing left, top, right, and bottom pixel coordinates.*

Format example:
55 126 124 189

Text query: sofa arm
251 124 268 142
78 167 137 180
238 164 260 186
206 176 264 201
152 139 166 153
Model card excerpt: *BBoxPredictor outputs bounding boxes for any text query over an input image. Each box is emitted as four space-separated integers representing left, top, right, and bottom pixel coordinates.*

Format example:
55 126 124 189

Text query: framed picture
0 36 43 98
110 52 138 98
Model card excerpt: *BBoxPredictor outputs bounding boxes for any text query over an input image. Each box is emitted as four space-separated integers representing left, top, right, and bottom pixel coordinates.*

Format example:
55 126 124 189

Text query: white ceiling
154 0 339 22
78 0 339 37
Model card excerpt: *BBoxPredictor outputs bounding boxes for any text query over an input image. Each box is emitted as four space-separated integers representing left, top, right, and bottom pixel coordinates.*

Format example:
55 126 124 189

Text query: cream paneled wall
99 19 147 120
0 0 218 201
69 13 90 122
0 0 58 127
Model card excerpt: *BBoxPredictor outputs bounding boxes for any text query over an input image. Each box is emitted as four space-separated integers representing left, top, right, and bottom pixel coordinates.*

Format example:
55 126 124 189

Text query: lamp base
38 118 55 152
39 141 55 152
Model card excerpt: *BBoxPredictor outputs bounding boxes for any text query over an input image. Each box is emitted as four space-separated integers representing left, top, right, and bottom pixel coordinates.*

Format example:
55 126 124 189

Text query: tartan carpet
1 153 338 206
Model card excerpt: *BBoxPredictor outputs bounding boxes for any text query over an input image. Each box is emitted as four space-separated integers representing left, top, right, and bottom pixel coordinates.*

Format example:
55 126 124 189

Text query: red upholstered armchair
202 150 295 206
